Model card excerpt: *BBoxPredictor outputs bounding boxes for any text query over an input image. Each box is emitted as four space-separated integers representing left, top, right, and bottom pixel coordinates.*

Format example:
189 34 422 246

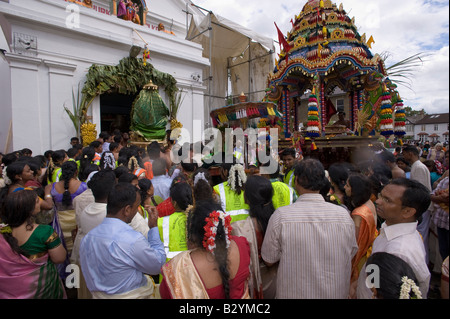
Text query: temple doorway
100 92 138 133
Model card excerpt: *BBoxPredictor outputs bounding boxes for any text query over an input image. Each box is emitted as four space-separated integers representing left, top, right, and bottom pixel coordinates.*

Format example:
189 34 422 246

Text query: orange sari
350 204 378 283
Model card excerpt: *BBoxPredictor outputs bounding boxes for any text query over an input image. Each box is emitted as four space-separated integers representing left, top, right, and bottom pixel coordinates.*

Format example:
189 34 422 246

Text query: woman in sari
344 173 377 284
327 162 352 211
231 175 277 299
159 199 250 299
0 189 66 298
138 178 157 222
0 161 53 212
46 160 87 257
117 0 127 19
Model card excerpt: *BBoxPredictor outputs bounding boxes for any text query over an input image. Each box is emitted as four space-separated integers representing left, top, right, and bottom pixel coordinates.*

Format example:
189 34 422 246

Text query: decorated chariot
210 0 407 168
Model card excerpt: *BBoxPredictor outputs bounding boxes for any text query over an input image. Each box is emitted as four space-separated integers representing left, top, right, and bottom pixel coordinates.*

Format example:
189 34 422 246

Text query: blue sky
194 0 450 114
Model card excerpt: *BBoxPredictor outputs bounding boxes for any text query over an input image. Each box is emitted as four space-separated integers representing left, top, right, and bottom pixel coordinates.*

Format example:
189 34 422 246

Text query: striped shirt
261 193 358 299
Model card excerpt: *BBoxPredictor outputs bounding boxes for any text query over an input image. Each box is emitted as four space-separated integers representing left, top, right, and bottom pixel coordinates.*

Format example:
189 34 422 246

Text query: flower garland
228 164 247 192
202 210 232 254
394 97 406 138
282 89 289 136
0 223 12 234
306 89 321 137
399 276 422 299
142 46 151 66
2 167 11 186
321 82 326 132
379 87 394 137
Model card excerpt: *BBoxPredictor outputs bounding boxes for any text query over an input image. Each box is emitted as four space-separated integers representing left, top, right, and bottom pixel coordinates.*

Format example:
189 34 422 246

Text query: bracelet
45 194 52 199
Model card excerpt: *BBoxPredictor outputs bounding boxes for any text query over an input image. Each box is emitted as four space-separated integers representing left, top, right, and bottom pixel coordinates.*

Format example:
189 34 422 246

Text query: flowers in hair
202 210 232 254
2 167 11 186
228 164 247 192
193 172 208 186
399 276 422 299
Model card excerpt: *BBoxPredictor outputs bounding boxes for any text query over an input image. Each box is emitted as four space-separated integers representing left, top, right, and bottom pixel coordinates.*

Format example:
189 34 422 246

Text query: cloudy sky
192 0 449 114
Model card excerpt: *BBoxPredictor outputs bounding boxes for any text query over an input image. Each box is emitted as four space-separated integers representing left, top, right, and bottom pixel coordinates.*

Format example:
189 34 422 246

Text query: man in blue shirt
80 183 166 298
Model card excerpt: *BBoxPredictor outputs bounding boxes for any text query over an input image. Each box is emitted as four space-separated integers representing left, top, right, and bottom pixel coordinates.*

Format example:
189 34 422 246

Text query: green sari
0 225 66 299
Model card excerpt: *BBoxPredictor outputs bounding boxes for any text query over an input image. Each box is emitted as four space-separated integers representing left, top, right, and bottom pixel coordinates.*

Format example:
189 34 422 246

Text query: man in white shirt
72 169 116 299
356 178 431 298
402 145 432 264
403 145 431 191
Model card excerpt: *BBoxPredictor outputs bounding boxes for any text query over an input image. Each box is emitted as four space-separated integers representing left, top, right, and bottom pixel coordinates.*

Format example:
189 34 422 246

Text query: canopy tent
186 10 275 124
0 14 11 59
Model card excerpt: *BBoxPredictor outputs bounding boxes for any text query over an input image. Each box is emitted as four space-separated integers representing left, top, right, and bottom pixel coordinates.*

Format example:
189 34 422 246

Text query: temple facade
0 0 209 154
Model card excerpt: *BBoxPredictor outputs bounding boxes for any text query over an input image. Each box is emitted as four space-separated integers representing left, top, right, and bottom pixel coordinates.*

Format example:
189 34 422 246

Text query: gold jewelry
45 194 52 199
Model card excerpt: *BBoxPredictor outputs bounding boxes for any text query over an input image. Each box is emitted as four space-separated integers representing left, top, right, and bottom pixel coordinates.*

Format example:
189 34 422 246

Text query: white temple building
0 0 275 155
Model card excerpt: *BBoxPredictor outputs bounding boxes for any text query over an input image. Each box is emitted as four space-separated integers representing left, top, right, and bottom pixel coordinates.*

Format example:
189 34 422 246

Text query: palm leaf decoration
63 83 84 138
382 52 431 92
169 89 185 120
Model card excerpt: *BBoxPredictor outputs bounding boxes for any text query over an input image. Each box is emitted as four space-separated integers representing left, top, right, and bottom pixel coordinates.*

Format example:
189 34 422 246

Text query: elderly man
261 158 357 298
356 178 431 298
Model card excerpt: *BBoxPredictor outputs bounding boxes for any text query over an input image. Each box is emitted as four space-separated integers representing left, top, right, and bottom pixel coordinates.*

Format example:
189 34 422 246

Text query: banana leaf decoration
80 57 178 121
63 83 84 138
130 81 170 141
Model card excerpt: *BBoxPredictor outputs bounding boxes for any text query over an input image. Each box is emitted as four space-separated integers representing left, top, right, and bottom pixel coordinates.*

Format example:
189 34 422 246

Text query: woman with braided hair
46 160 87 258
46 150 68 184
77 147 96 182
122 146 147 180
157 181 193 264
231 175 278 299
192 168 219 203
159 199 250 299
213 159 249 223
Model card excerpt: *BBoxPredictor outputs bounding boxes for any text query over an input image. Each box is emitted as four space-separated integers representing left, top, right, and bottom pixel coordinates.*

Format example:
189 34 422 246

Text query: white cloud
401 45 449 113
192 0 449 114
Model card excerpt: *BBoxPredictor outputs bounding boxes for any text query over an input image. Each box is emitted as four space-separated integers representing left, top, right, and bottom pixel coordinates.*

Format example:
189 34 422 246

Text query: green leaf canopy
79 57 178 123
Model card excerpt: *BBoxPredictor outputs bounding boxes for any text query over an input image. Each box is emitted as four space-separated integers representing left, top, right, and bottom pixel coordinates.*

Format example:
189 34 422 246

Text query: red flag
274 22 292 53
325 98 337 124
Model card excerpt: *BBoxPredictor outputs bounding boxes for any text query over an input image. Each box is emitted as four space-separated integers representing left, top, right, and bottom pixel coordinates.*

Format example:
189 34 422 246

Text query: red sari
159 236 250 299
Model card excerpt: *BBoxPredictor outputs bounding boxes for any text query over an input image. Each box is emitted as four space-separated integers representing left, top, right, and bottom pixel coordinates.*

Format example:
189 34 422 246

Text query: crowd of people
0 130 448 300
